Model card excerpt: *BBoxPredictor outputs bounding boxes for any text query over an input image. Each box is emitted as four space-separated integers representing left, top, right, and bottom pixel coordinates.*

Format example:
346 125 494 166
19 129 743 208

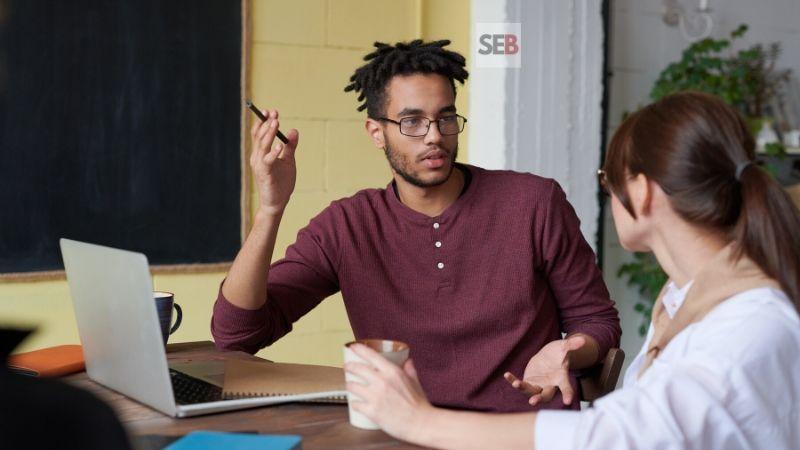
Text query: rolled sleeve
210 206 342 354
210 284 277 354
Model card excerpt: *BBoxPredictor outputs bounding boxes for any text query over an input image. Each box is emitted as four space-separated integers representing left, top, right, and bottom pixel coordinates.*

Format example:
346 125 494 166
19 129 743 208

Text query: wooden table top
64 341 425 449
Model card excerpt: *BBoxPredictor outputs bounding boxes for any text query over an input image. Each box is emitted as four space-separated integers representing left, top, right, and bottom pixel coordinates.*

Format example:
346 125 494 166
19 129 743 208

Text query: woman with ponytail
342 91 800 449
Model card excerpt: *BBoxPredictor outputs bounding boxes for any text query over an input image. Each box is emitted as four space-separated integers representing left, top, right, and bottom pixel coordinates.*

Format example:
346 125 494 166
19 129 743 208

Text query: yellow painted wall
0 0 470 367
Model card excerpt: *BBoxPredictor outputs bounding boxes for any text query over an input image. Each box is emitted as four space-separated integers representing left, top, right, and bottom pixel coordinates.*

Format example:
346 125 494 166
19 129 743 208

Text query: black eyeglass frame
376 114 468 137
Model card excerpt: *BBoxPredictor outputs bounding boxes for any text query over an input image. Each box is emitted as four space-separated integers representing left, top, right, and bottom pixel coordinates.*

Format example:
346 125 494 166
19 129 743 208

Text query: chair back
579 348 625 403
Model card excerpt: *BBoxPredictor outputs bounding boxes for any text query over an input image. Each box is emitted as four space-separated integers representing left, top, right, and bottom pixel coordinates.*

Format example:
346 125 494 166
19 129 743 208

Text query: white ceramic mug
343 339 410 430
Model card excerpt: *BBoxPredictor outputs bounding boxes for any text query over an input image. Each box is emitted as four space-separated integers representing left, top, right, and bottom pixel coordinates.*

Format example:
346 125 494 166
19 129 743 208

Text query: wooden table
64 341 425 449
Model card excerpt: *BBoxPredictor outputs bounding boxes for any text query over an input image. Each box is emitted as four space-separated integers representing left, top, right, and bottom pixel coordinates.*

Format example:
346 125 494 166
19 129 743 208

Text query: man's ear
365 119 385 148
629 173 654 218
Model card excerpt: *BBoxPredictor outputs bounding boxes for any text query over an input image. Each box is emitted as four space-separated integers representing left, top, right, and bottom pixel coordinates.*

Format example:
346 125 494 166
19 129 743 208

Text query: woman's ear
629 173 654 218
365 119 385 148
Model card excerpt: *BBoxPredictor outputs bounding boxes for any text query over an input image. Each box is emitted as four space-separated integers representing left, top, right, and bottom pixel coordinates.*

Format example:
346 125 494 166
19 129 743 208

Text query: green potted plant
617 24 793 336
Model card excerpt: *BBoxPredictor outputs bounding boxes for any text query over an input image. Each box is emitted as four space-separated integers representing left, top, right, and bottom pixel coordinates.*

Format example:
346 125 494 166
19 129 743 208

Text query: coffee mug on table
154 291 182 346
343 339 410 430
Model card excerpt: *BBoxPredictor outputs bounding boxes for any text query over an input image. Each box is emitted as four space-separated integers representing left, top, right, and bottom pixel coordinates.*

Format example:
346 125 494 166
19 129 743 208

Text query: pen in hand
246 100 289 144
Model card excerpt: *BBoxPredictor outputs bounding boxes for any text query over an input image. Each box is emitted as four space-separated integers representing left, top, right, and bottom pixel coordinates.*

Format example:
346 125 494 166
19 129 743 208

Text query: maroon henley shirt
211 164 621 412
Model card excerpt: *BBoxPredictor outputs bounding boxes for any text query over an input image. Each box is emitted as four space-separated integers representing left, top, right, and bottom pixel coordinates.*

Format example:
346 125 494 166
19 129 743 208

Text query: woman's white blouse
535 287 800 450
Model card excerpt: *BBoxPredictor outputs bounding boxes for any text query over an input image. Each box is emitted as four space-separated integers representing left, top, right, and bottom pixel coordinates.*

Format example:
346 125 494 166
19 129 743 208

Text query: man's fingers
503 372 520 384
503 372 527 391
263 119 282 163
255 110 275 140
516 377 574 405
251 116 272 163
263 115 279 147
273 142 286 161
519 380 543 397
252 121 273 167
255 120 270 143
539 386 557 403
250 120 261 140
281 129 300 159
560 382 575 405
251 109 297 166
256 111 279 157
266 109 280 147
566 335 587 352
504 372 544 397
287 128 299 145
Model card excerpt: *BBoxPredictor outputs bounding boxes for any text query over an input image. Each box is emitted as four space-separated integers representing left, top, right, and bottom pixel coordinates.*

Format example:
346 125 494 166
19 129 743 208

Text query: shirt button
435 241 442 248
437 262 444 269
433 222 440 229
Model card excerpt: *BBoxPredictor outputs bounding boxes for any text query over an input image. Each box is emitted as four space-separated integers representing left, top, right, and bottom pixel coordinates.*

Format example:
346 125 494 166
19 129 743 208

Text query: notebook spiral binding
223 392 347 404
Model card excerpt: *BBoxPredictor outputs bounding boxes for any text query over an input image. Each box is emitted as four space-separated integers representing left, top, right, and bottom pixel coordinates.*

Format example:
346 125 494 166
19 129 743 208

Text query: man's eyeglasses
377 115 467 137
597 169 610 197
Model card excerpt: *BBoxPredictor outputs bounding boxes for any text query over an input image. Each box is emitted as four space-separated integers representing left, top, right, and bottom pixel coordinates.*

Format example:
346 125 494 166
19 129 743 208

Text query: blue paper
165 431 302 450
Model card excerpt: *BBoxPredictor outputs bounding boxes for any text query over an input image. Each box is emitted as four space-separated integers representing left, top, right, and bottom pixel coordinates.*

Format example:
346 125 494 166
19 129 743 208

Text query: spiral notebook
222 359 347 403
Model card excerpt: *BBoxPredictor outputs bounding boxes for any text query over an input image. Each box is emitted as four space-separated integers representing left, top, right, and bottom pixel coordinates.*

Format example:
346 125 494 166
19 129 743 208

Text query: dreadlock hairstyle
344 40 469 118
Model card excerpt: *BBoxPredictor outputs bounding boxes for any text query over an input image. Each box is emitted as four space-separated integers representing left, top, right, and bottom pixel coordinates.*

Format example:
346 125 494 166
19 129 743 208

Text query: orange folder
7 345 85 377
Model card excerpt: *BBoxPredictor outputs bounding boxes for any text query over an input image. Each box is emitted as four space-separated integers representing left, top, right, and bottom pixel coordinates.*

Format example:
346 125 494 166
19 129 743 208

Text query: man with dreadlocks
211 40 620 413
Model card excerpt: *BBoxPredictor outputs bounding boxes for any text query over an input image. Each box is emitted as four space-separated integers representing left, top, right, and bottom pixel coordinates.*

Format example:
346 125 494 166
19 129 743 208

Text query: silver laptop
60 238 344 418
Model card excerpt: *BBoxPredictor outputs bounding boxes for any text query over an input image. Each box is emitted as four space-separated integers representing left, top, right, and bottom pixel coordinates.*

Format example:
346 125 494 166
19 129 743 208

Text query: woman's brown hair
604 91 800 307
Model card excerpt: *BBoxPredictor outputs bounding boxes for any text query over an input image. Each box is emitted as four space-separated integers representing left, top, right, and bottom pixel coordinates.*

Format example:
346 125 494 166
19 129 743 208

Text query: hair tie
735 161 754 181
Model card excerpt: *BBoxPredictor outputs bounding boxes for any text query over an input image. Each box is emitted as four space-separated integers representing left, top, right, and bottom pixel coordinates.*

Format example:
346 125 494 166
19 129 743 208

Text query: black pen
245 100 289 144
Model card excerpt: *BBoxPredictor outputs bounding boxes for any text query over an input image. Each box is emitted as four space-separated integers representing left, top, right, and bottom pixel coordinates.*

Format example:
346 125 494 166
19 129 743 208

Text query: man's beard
383 142 459 188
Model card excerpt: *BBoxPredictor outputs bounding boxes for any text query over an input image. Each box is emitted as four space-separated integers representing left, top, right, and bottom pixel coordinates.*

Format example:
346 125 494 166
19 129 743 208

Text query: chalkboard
0 0 245 277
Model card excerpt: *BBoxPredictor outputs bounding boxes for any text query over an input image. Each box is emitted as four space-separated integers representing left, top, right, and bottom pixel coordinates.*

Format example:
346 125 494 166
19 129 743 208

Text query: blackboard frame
0 0 252 282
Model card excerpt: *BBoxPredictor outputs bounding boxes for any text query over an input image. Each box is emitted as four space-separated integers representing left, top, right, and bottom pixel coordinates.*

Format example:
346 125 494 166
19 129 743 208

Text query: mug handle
170 303 183 334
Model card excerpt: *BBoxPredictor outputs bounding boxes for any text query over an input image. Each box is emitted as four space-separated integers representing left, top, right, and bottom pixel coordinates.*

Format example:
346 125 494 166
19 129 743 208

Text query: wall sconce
663 0 713 41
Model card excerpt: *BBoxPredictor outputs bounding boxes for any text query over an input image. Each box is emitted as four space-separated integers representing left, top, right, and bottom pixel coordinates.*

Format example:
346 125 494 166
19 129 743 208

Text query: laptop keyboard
169 369 224 405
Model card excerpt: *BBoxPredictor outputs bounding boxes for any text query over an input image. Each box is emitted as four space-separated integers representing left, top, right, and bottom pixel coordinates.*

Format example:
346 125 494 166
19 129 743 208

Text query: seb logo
475 23 521 68
478 34 520 55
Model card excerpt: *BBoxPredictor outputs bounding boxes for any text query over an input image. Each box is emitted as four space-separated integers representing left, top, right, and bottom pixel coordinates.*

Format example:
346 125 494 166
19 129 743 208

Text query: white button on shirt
535 287 800 450
435 241 442 248
433 222 440 229
437 262 444 269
